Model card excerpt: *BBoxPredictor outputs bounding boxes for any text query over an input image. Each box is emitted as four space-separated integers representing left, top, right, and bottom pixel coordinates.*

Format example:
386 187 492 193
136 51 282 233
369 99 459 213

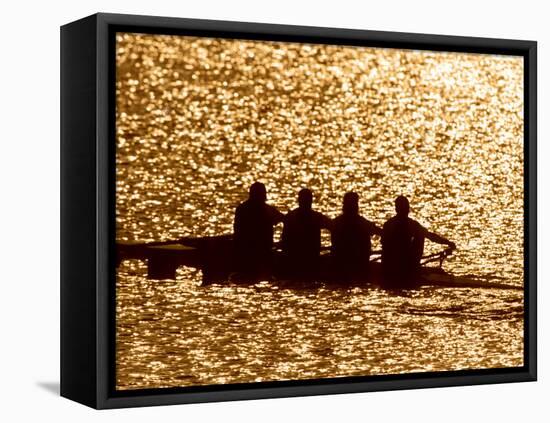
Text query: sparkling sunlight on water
115 33 524 390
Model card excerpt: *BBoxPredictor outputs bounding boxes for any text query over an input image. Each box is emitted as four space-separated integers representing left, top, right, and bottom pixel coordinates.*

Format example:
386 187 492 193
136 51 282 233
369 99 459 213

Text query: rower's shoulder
313 209 330 219
265 203 280 212
358 214 373 223
284 207 299 219
360 215 379 231
235 200 248 213
408 217 426 230
332 214 345 223
266 203 284 220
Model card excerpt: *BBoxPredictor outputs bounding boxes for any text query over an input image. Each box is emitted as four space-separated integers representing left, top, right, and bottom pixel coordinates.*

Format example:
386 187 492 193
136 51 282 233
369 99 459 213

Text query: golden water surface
115 33 524 390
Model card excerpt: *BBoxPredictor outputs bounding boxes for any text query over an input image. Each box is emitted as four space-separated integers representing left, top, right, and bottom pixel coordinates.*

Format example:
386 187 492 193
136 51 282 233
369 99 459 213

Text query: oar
116 234 234 248
421 247 455 267
116 238 183 247
369 247 455 265
119 237 454 269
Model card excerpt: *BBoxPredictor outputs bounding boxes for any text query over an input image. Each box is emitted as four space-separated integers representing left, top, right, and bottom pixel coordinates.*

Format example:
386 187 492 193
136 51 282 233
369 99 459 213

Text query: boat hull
116 236 522 290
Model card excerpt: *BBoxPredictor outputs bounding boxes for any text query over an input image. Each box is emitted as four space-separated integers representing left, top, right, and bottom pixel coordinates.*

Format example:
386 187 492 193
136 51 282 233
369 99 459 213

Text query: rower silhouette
382 195 456 288
233 182 284 280
331 192 382 282
281 188 331 279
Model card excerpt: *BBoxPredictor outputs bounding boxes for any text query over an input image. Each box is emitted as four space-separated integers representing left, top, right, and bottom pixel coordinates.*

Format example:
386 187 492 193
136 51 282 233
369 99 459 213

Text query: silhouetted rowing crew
116 183 524 289
233 182 456 288
115 188 521 289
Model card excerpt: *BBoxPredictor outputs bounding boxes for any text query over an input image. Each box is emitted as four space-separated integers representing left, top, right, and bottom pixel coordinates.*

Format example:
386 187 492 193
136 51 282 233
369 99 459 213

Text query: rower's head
298 188 313 210
343 192 359 215
395 195 410 217
249 182 267 204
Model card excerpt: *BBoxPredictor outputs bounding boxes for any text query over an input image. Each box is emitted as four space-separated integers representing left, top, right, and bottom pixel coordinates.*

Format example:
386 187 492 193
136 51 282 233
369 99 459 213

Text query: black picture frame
60 12 537 409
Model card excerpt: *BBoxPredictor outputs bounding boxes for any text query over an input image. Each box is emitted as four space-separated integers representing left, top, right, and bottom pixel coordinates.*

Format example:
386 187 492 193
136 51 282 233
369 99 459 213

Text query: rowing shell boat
223 252 521 291
116 235 522 291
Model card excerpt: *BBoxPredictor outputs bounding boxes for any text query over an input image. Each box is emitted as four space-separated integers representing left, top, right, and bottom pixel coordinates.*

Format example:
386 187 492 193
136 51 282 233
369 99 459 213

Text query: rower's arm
233 207 242 235
426 231 456 249
372 224 383 237
320 213 333 231
271 207 285 225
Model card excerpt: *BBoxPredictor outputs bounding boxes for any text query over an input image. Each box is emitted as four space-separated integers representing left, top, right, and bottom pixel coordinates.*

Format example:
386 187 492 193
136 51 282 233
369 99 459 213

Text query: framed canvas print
60 13 537 409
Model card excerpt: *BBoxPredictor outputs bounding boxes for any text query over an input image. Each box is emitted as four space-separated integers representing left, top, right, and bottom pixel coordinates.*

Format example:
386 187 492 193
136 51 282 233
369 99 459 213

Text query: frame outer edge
86 12 537 409
60 14 99 409
96 12 536 49
96 12 111 409
527 42 537 380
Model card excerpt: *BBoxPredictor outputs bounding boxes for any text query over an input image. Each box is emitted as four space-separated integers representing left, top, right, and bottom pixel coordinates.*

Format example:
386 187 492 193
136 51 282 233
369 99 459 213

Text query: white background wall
0 0 547 421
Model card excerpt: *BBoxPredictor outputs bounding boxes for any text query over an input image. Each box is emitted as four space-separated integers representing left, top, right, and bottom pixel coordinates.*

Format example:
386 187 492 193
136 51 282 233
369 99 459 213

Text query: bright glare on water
115 33 524 390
